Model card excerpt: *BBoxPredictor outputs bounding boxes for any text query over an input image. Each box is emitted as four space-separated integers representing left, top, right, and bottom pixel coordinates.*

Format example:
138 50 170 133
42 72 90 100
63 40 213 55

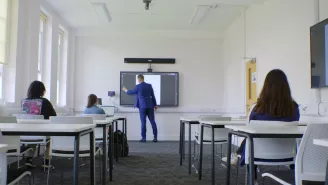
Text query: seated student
22 81 57 168
232 69 300 183
83 94 105 114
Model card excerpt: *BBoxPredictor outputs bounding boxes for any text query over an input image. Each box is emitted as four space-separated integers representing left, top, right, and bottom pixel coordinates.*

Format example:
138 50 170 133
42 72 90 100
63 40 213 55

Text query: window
57 28 67 106
38 12 47 81
0 0 9 99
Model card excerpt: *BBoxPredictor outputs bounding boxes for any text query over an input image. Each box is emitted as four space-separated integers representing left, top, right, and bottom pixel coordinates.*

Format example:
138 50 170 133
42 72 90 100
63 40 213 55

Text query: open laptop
101 106 115 117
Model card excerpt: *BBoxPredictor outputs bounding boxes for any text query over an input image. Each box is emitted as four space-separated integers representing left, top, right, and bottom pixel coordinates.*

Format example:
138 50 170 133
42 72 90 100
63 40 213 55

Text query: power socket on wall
299 103 319 116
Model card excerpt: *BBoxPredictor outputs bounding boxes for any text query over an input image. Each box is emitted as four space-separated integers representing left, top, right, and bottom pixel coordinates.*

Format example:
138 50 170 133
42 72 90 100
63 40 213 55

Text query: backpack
113 130 129 157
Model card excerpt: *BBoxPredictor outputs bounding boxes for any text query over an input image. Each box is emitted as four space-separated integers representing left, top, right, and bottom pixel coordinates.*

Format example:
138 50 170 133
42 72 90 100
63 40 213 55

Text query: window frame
0 0 11 100
38 12 47 81
57 27 67 106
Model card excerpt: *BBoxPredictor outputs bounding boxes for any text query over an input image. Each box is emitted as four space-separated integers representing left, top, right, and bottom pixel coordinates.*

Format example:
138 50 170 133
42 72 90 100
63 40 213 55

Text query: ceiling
46 0 265 32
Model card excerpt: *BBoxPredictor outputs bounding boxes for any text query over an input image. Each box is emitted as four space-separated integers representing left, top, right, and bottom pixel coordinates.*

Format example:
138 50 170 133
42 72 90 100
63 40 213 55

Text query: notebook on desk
102 106 115 117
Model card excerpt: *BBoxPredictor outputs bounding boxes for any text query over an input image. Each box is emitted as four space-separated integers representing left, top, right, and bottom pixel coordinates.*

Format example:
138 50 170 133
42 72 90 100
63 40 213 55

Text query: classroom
0 0 328 185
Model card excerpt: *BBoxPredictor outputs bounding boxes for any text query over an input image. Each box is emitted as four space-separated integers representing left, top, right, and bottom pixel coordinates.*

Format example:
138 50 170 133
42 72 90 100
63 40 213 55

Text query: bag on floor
113 130 129 157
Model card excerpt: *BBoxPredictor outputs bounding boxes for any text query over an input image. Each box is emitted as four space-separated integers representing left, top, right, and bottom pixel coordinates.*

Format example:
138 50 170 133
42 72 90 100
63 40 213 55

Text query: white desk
197 120 247 184
17 119 114 183
0 123 96 185
225 125 305 185
179 117 200 171
93 119 114 183
313 138 328 185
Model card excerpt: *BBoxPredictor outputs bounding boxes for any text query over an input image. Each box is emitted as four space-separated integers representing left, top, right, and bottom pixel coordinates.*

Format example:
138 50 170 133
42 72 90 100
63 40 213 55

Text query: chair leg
61 170 64 185
17 156 20 169
37 144 41 156
245 164 248 185
99 152 102 183
28 175 32 185
194 141 196 159
220 144 223 163
46 158 52 185
236 158 240 185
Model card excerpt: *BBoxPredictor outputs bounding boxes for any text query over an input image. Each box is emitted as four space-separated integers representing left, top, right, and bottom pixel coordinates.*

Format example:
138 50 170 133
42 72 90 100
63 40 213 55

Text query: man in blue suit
123 74 158 142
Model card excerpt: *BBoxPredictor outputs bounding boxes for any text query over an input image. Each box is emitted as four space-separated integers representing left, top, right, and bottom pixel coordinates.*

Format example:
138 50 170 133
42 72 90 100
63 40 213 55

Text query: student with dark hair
23 80 57 119
232 69 300 183
83 94 105 114
22 81 57 168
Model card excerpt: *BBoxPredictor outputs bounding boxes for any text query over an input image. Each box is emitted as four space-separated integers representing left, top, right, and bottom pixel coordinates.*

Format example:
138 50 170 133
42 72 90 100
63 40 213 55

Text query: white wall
222 0 328 115
74 34 224 140
0 0 74 113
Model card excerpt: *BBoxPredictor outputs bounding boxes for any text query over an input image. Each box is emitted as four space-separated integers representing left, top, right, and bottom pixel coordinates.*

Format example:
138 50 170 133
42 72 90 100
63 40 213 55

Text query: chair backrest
50 116 93 124
0 116 17 123
196 116 231 140
245 121 298 164
296 123 328 184
49 116 94 157
80 114 106 120
13 114 44 120
79 115 105 139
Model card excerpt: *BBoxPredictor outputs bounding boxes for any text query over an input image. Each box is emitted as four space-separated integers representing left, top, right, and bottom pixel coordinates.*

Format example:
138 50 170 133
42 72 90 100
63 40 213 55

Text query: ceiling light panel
189 4 219 25
91 3 111 22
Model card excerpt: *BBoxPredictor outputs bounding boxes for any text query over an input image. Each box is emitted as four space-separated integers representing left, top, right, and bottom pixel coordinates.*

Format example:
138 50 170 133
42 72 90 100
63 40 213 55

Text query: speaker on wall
124 58 175 64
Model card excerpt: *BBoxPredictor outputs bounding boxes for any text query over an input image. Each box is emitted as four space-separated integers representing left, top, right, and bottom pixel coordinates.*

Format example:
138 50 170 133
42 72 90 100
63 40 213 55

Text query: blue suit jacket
126 82 157 108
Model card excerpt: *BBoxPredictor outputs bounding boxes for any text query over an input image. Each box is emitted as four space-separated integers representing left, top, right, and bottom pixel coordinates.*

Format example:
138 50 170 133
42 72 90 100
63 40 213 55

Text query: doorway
245 59 257 115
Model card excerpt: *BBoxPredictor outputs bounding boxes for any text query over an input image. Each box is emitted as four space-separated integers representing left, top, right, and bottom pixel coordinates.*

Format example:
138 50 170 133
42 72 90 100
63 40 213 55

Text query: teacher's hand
154 106 158 110
122 87 127 92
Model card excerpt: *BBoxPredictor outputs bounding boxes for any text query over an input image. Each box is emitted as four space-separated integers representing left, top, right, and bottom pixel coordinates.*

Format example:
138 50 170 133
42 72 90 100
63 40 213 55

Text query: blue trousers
139 108 158 139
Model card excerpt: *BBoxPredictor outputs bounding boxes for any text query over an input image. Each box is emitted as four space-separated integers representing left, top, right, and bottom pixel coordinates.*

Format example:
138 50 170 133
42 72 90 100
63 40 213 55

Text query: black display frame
310 17 328 88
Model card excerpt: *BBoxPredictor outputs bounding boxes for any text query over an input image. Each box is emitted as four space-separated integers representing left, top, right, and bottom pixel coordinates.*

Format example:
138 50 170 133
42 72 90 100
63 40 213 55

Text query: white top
18 119 112 125
0 123 95 133
313 139 328 147
113 116 127 119
201 120 247 126
0 144 8 149
225 125 306 135
180 117 199 122
0 144 8 153
94 120 113 125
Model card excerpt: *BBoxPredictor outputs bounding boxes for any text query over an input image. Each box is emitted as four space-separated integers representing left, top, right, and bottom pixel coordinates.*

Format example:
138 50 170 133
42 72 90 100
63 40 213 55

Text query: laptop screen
102 106 115 116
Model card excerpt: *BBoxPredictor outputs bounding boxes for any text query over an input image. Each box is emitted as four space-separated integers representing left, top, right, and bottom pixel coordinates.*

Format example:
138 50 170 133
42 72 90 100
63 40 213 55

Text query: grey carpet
12 141 320 185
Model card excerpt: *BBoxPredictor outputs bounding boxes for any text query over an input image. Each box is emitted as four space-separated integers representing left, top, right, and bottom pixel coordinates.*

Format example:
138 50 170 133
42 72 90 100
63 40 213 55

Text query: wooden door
246 60 257 115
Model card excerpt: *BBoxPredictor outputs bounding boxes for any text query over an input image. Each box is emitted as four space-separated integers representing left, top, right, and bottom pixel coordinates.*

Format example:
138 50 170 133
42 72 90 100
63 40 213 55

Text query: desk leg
102 125 107 185
124 118 127 136
325 160 328 185
122 120 125 157
226 133 232 185
115 121 119 162
198 124 204 180
182 122 185 159
90 131 96 185
109 124 113 181
179 120 182 155
73 135 80 185
211 126 215 185
179 121 183 166
248 135 254 185
188 123 192 174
